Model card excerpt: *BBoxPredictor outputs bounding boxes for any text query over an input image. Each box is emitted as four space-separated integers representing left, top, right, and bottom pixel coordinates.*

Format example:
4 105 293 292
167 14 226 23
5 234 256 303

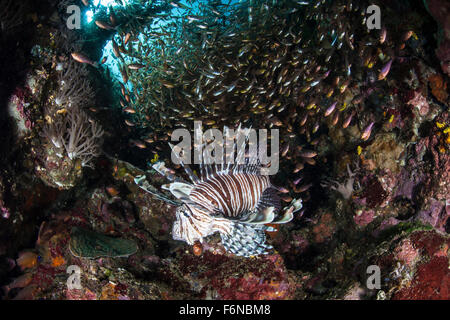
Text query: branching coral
43 106 104 168
38 22 101 175
53 60 95 108
42 113 66 151
64 105 104 166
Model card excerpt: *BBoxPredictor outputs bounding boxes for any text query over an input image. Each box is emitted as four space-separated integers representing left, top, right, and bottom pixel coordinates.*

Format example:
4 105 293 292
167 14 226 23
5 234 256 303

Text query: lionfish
134 126 302 257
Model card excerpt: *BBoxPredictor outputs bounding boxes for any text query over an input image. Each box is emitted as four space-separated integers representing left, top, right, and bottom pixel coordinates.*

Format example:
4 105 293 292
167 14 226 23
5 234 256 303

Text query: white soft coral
321 163 358 200
43 106 104 168
54 60 94 108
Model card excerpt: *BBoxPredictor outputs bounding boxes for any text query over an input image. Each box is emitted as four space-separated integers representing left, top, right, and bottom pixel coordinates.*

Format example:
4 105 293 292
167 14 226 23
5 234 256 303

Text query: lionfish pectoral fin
238 210 259 223
247 206 275 224
220 223 273 257
168 182 193 200
152 161 186 183
286 198 303 213
272 206 294 224
134 175 146 186
272 198 303 224
152 161 168 176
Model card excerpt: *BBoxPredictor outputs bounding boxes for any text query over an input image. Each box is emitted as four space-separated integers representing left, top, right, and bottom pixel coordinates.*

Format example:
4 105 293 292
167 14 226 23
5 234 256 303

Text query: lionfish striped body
190 173 272 219
135 126 302 257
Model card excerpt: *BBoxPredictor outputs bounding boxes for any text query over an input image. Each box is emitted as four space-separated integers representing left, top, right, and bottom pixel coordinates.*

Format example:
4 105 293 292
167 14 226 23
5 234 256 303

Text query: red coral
66 288 97 300
392 231 450 299
177 250 293 300
361 177 388 208
215 272 291 300
394 239 420 267
31 265 63 289
393 256 449 300
410 231 449 256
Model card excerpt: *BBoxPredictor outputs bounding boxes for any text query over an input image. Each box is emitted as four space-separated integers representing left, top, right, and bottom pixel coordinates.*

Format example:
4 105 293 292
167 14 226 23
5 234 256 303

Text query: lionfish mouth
135 125 302 257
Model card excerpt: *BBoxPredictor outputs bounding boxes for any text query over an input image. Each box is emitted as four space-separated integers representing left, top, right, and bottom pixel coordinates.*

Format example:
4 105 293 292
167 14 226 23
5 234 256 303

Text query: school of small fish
74 0 404 208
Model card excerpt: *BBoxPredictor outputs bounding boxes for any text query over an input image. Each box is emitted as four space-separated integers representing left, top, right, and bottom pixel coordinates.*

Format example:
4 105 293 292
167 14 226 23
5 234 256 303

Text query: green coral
69 227 138 259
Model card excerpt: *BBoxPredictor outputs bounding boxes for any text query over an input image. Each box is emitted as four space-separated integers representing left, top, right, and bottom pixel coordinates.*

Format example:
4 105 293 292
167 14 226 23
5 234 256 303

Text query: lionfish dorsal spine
168 142 200 184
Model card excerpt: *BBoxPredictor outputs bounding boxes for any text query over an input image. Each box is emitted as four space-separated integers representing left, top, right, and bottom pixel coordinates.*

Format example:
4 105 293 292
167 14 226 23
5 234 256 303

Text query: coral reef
22 41 105 189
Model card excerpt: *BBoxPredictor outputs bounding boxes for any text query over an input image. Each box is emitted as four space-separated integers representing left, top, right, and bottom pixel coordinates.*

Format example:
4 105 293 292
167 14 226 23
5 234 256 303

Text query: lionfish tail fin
220 222 273 257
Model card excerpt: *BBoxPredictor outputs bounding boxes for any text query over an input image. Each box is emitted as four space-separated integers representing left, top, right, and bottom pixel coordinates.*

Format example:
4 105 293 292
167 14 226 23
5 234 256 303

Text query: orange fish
130 139 146 149
124 33 131 45
123 107 135 114
95 20 116 31
16 251 38 270
378 59 392 80
71 52 98 68
361 122 375 141
106 186 120 197
128 63 145 70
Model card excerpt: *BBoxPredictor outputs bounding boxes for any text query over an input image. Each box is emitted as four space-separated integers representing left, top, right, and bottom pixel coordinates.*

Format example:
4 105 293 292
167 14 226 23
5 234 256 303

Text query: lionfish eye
183 211 190 218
